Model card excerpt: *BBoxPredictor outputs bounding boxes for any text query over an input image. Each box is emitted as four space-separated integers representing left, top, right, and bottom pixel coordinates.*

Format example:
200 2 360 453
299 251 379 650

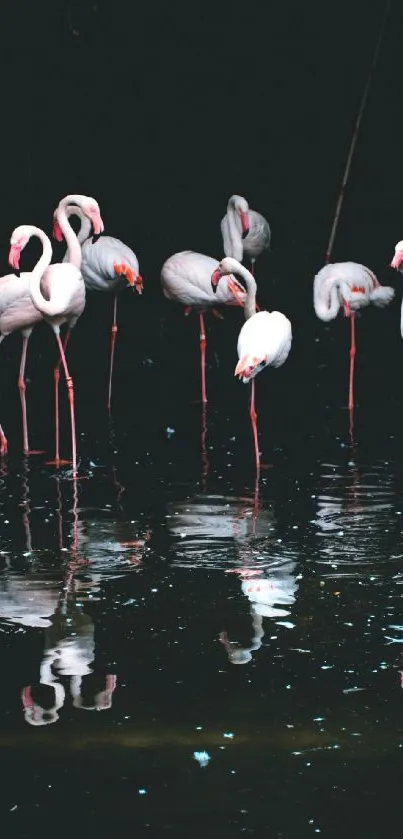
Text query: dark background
0 0 402 450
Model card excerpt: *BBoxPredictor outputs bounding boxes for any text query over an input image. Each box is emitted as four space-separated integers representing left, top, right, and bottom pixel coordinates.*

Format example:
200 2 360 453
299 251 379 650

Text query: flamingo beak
52 219 63 242
211 268 221 292
8 243 22 270
240 210 250 239
390 253 403 270
92 215 104 236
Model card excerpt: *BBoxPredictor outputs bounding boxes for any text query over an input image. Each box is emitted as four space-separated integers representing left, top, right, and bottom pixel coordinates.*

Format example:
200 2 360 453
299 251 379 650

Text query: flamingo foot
113 262 143 293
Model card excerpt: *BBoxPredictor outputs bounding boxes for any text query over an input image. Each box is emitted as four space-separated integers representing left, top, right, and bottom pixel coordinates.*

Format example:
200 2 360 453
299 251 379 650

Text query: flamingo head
8 225 32 270
234 354 268 383
211 256 242 292
390 241 403 270
79 197 105 236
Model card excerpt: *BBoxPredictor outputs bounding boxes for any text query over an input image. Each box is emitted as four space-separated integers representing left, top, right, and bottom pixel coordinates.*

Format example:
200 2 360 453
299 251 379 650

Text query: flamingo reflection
219 559 299 664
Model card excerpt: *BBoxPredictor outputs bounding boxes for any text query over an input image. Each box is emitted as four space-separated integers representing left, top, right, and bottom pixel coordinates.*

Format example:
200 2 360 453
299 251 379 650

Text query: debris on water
166 427 175 438
342 687 366 694
193 751 211 767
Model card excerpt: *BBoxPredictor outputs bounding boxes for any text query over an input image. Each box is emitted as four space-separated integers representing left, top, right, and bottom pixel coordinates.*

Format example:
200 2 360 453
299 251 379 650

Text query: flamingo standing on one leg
221 195 271 276
211 257 292 471
161 250 247 403
54 205 143 410
8 213 98 475
389 241 403 336
45 195 104 467
313 262 394 411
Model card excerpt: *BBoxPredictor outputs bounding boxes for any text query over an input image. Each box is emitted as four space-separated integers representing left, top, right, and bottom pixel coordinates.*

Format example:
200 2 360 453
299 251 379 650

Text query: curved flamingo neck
67 207 92 244
313 278 340 321
56 195 85 268
20 226 53 281
230 262 257 319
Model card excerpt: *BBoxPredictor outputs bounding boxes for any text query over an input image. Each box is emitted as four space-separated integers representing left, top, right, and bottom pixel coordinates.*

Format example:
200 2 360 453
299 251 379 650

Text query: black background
0 0 402 447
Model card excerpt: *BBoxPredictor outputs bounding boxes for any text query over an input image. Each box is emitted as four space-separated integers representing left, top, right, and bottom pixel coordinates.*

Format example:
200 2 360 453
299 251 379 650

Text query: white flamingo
161 250 247 403
55 205 143 409
313 261 394 410
211 256 292 470
221 194 271 275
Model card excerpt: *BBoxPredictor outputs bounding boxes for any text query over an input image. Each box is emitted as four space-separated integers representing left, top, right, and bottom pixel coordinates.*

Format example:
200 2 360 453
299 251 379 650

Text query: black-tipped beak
211 268 221 292
92 233 102 244
241 227 249 240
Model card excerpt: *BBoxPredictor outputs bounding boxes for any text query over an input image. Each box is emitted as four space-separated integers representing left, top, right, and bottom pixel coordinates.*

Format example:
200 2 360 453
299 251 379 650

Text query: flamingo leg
18 332 43 455
107 294 118 412
249 378 260 473
199 312 207 404
250 259 256 277
348 312 356 411
18 334 30 454
54 331 77 476
47 330 71 466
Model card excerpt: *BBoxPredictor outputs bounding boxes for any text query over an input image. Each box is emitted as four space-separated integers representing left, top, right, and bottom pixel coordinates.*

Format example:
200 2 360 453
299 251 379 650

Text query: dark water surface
1 352 403 838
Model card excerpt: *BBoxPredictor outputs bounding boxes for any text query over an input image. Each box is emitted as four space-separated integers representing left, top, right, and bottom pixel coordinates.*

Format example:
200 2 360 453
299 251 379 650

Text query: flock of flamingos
1 190 403 477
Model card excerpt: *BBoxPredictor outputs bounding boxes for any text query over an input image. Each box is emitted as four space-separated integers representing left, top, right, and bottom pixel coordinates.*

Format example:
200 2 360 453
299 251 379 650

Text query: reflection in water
219 560 299 664
168 492 301 662
312 459 397 575
0 466 150 726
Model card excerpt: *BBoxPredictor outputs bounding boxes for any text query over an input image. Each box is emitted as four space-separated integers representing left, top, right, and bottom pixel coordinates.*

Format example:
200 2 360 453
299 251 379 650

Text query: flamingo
211 257 292 470
161 250 247 403
313 262 394 411
54 205 143 410
8 203 102 475
45 194 104 468
389 241 403 336
221 195 271 276
0 240 47 456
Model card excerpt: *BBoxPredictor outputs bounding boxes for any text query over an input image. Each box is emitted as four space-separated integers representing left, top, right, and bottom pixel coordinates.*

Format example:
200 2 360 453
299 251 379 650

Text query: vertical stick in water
325 0 391 265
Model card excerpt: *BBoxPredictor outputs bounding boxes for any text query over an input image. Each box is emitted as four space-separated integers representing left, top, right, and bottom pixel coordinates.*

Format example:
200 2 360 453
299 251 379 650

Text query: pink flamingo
54 205 143 410
313 262 394 411
221 195 271 276
8 202 102 475
211 257 292 471
0 242 47 456
44 195 104 467
389 241 403 337
161 250 247 403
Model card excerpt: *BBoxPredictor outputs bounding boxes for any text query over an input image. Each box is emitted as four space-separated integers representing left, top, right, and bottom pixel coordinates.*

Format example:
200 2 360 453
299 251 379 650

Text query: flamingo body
0 275 43 336
161 250 246 309
313 262 394 321
221 195 271 267
236 310 292 383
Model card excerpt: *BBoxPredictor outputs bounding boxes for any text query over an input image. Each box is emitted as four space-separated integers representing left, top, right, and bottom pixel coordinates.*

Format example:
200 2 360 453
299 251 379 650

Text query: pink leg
199 312 207 404
249 378 260 473
107 295 118 412
18 333 43 455
348 312 356 411
47 330 71 466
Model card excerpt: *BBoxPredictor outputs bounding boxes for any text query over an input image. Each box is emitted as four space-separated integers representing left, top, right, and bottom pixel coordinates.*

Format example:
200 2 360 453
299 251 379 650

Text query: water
1 360 403 838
